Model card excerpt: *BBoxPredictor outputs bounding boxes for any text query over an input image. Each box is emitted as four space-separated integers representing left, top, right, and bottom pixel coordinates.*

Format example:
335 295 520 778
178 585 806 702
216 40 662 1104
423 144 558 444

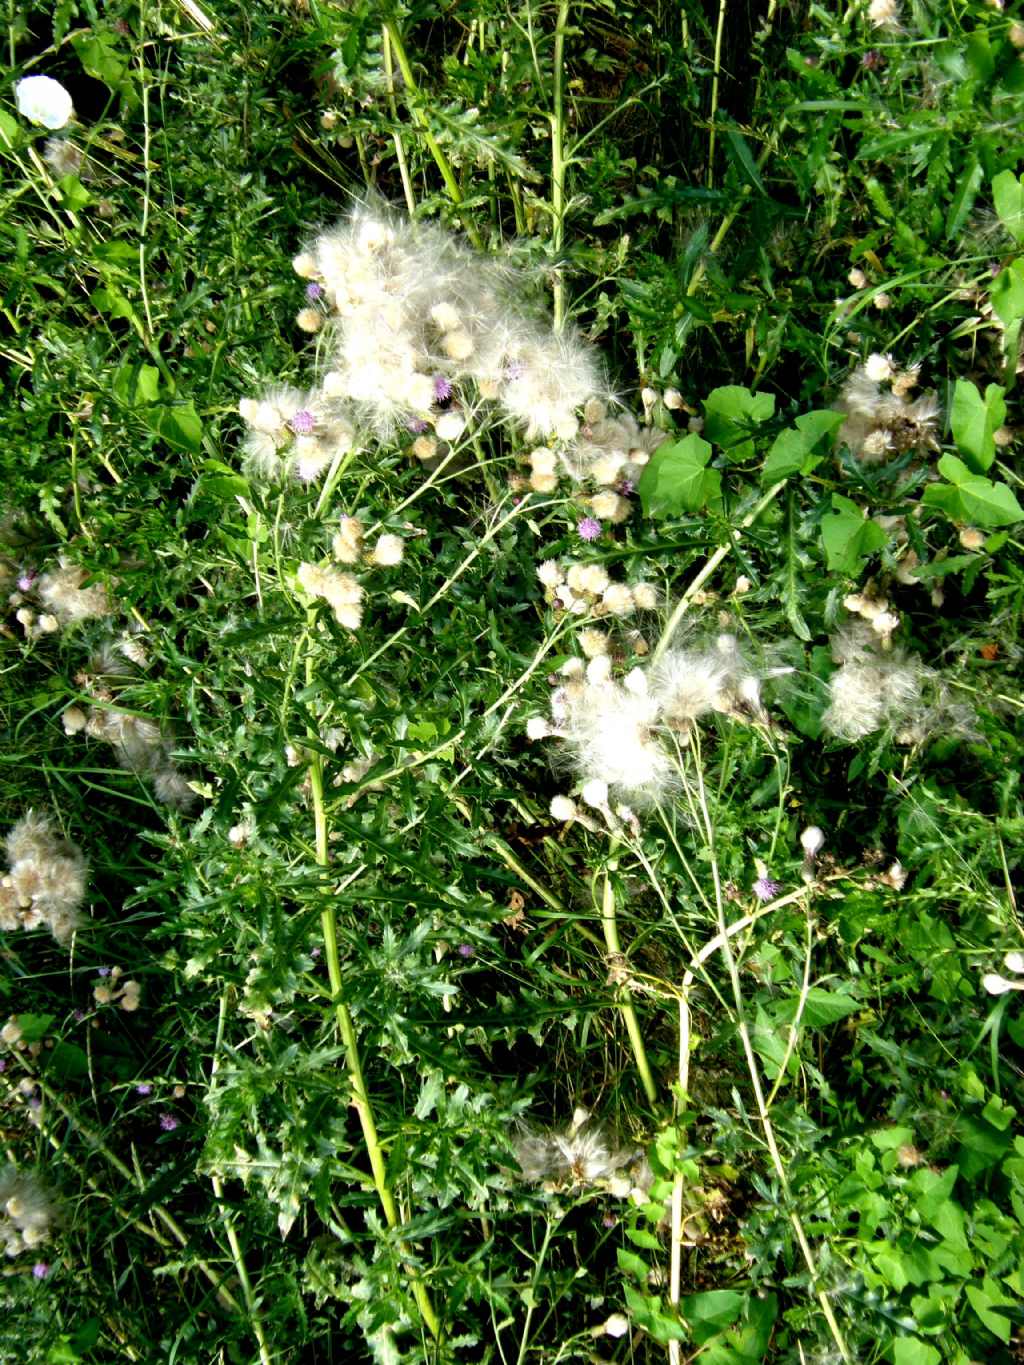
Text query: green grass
2 0 1023 1361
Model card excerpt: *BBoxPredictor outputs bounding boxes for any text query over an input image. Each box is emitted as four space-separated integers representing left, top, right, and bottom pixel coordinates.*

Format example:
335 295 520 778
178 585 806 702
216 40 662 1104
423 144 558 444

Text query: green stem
652 481 786 664
600 867 659 1105
706 0 728 188
550 0 571 329
382 25 416 216
384 21 483 248
210 993 273 1365
304 624 440 1340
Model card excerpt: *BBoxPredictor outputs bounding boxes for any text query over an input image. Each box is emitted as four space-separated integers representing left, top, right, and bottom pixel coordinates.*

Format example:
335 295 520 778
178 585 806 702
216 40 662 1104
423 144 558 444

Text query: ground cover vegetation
2 0 1024 1359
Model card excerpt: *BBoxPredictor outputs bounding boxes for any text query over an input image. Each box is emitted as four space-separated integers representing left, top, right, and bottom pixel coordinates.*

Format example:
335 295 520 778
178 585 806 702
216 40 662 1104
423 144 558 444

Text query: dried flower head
0 1167 57 1258
0 811 87 944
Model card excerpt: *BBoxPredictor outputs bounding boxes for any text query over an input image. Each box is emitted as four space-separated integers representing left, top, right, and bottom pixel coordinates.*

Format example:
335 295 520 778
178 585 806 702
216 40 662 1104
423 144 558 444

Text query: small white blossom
15 75 74 130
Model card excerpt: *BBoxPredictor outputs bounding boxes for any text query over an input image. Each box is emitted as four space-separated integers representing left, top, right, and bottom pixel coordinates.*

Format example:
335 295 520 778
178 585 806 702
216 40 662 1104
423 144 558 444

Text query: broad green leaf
991 258 1024 328
681 1289 746 1337
703 385 775 461
893 1340 941 1365
71 28 138 110
774 987 860 1027
617 1247 650 1280
91 286 136 322
147 401 203 454
761 408 843 484
965 1280 1014 1343
820 494 886 574
113 362 160 407
57 174 91 210
922 455 1024 527
993 169 1024 245
0 108 20 148
950 378 1005 472
637 433 721 516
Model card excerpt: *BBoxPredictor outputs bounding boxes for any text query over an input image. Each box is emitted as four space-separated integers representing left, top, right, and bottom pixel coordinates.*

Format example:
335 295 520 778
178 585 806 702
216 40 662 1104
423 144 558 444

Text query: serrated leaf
820 494 886 574
637 433 721 516
993 169 1024 246
950 378 1005 472
774 987 859 1027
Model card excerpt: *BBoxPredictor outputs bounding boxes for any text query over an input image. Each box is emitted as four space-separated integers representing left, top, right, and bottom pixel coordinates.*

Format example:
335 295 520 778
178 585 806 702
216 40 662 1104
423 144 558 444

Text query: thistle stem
305 625 440 1339
384 21 483 248
600 867 659 1105
652 481 786 664
550 0 571 329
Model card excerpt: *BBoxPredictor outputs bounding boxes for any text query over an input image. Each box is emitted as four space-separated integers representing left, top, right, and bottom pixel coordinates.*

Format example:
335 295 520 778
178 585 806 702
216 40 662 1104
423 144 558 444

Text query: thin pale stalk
600 868 659 1104
304 630 440 1338
550 0 571 329
652 481 786 664
706 0 727 187
382 26 416 216
687 737 851 1361
210 992 273 1365
384 21 483 248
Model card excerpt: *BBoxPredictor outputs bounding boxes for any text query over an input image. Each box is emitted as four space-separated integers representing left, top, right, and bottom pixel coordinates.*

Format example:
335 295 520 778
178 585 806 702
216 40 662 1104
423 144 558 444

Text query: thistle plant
2 0 1024 1361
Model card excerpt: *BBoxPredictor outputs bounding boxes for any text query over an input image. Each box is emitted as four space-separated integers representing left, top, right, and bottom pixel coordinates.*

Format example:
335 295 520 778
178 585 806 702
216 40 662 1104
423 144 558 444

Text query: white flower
549 795 577 822
15 75 74 130
1004 951 1024 976
581 779 609 808
982 973 1024 996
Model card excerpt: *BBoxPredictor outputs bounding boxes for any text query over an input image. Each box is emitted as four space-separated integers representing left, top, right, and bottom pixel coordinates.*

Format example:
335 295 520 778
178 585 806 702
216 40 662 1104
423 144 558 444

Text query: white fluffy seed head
550 795 577 821
371 534 404 567
800 826 825 856
526 717 551 740
581 779 609 808
435 411 466 442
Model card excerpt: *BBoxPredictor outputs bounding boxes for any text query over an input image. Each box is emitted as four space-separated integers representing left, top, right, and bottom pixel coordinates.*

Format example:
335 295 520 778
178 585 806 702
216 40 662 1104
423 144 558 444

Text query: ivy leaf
922 455 1024 527
637 433 721 516
992 169 1024 246
820 494 886 574
703 386 775 461
761 408 844 484
950 378 1005 472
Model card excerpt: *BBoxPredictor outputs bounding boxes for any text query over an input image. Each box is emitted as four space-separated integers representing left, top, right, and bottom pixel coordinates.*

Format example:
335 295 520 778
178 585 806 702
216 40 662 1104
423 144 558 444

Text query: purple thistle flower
406 417 429 434
577 517 602 542
136 1083 153 1096
432 374 453 403
305 282 323 302
97 966 111 977
290 409 316 435
32 1263 49 1280
17 570 36 592
504 359 525 382
159 1113 179 1132
311 946 322 959
457 943 475 958
617 479 635 496
752 877 782 903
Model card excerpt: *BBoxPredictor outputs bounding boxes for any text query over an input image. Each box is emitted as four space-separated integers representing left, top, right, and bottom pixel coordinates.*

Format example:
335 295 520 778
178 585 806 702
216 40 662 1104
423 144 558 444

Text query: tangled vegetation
2 0 1023 1360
